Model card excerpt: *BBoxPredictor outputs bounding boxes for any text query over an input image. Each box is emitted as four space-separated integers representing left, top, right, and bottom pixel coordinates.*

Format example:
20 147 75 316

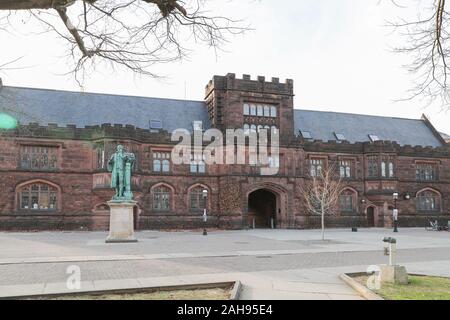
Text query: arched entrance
367 206 375 228
248 189 277 228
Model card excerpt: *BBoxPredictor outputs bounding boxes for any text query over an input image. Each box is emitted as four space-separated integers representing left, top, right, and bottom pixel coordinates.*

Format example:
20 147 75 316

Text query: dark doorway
367 207 375 228
248 189 277 228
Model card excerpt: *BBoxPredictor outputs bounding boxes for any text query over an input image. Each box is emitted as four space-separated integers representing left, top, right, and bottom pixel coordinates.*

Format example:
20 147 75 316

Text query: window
193 121 203 132
268 156 280 169
339 160 352 178
190 154 206 174
368 134 380 142
417 190 440 212
243 104 250 116
243 124 250 135
270 106 277 118
339 190 355 213
300 131 313 140
257 105 264 117
20 146 58 170
190 187 207 211
309 158 324 177
416 163 437 181
19 183 58 211
152 186 171 211
96 143 105 169
153 152 171 173
381 156 395 178
246 104 277 118
334 132 346 141
367 156 378 178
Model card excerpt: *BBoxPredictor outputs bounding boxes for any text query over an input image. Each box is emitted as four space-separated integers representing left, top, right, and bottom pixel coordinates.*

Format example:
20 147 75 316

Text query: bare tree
387 0 450 110
303 163 342 241
0 0 247 83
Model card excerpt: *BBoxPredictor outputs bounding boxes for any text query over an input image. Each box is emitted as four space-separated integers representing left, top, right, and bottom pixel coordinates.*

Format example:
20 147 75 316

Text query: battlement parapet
297 137 450 157
0 123 174 144
205 73 294 97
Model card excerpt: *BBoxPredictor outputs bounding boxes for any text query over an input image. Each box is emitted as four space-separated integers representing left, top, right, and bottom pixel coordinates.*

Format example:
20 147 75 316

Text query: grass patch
354 275 450 300
29 288 231 300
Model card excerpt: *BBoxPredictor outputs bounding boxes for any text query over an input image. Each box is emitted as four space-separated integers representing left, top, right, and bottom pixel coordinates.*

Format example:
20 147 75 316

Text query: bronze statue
107 145 136 201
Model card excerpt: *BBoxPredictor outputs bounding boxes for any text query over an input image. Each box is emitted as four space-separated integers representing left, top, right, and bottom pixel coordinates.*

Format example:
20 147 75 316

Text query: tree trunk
321 209 325 241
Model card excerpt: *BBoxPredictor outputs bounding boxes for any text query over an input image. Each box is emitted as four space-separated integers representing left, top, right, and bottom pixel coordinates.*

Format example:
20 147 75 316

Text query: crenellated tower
205 73 295 142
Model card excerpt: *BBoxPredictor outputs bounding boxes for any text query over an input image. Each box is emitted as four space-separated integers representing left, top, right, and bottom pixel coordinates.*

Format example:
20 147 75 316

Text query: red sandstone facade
0 74 449 231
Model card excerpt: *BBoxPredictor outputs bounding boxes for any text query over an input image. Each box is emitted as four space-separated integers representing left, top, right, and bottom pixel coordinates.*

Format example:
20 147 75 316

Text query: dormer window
368 134 380 142
300 131 313 140
150 119 163 131
334 132 346 141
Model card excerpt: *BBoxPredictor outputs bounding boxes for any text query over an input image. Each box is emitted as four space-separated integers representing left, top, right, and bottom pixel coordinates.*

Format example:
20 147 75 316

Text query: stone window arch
151 183 173 212
16 180 61 212
416 188 441 212
188 184 210 212
339 188 358 213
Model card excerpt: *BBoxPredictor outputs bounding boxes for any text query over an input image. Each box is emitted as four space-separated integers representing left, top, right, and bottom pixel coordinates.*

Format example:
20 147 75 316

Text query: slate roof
0 84 444 147
0 86 210 133
294 109 443 147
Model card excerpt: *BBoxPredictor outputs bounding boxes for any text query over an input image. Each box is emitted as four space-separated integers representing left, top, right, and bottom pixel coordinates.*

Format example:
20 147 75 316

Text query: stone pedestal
106 200 138 243
379 265 409 285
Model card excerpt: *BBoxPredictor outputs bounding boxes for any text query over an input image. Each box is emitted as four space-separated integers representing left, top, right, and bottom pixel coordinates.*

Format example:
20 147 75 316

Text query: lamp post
202 189 208 236
393 192 399 233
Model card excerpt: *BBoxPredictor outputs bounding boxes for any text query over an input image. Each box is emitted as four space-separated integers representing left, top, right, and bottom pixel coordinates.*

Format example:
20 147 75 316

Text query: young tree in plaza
303 164 342 241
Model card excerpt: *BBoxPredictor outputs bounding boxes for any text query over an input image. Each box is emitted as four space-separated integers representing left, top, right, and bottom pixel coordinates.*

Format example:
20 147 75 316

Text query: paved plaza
0 228 449 299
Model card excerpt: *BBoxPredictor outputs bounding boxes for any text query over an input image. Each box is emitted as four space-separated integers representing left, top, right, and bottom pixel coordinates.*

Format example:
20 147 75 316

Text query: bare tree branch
387 0 450 110
0 0 248 82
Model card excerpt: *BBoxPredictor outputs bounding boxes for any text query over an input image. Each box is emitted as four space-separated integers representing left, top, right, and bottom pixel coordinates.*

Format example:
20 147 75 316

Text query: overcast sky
0 0 449 134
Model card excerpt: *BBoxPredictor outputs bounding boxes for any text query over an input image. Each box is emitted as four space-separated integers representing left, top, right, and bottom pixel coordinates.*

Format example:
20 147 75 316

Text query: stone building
0 73 449 231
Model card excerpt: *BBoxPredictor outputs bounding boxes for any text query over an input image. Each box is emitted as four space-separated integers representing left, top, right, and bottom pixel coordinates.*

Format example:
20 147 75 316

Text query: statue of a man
107 145 135 200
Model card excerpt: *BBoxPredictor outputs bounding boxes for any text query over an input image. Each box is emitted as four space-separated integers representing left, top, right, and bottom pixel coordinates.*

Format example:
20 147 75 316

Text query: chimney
0 77 3 89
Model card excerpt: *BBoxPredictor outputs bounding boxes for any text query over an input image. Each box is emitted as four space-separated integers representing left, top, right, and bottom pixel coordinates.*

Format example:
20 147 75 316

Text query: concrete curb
0 281 240 300
339 273 384 301
229 281 242 300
